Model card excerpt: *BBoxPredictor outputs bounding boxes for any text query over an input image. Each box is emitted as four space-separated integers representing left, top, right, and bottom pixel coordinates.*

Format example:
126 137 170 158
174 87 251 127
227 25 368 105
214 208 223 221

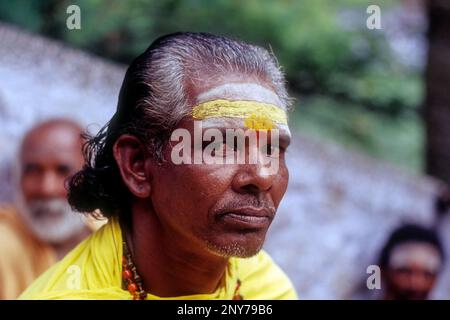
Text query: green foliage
292 95 424 172
0 0 424 172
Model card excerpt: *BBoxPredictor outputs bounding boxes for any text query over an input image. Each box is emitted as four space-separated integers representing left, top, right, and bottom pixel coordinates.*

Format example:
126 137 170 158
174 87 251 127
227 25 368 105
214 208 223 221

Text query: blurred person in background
379 224 444 300
0 119 104 299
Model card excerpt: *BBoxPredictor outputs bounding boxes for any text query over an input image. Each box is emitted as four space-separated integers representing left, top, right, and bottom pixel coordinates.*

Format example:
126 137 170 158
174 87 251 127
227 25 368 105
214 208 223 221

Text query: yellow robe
0 205 56 300
0 204 106 299
20 217 297 300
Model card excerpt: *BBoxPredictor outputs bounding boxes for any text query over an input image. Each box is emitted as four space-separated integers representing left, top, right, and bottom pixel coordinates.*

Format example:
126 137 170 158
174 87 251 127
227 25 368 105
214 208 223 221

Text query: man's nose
409 273 429 290
38 172 63 198
232 164 275 194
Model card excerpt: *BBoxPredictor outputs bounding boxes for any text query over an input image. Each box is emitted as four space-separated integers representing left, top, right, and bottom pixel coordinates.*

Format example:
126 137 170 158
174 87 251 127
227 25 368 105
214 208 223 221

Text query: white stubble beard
16 194 86 245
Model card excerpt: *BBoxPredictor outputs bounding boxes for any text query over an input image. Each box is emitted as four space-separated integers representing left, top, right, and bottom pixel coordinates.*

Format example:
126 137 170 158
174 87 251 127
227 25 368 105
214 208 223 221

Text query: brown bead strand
232 279 243 300
122 241 147 300
122 239 243 300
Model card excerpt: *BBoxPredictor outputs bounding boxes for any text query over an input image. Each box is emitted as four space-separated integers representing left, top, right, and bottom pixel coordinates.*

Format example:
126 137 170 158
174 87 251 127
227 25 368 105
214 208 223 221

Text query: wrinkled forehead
196 82 285 109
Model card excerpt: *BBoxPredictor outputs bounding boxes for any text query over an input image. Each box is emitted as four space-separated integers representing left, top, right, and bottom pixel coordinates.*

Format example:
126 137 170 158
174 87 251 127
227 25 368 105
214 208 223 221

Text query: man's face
149 81 290 258
385 242 441 300
18 123 86 243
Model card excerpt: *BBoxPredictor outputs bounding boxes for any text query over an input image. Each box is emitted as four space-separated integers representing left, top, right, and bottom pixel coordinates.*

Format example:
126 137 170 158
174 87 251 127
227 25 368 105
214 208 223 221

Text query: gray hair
68 32 291 217
135 32 291 156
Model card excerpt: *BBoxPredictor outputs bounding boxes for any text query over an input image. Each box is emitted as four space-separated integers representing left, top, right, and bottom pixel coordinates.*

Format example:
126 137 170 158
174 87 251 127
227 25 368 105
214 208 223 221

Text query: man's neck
126 204 229 298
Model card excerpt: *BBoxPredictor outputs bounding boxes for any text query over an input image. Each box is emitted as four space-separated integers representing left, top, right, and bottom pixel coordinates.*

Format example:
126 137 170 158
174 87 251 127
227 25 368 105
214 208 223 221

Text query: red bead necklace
122 240 147 300
122 240 243 300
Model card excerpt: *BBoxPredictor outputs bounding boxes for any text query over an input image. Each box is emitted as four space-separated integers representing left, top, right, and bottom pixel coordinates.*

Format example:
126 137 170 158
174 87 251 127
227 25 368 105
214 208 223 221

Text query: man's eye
423 271 436 279
202 140 230 157
226 139 241 152
261 144 282 156
394 267 412 276
56 165 72 176
23 164 41 175
213 141 226 156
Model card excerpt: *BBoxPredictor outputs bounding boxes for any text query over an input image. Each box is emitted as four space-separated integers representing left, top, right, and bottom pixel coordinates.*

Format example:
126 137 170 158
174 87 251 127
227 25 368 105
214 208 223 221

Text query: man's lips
216 207 275 229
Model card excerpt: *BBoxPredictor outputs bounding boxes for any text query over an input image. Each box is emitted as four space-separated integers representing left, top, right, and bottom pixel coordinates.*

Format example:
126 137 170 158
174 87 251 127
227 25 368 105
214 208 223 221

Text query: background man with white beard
0 119 104 299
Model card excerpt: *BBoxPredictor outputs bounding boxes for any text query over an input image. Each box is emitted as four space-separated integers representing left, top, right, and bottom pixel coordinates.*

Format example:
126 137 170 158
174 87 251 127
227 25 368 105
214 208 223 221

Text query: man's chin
29 221 74 243
16 197 86 244
26 215 86 244
204 235 266 258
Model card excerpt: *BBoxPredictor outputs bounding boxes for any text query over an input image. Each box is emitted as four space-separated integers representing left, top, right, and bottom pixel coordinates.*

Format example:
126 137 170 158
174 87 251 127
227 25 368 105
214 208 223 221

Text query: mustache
212 197 276 215
28 198 71 218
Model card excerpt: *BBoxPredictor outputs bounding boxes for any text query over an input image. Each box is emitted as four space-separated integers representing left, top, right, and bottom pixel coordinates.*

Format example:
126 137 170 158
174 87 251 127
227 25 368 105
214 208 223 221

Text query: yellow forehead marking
191 99 288 128
244 114 275 130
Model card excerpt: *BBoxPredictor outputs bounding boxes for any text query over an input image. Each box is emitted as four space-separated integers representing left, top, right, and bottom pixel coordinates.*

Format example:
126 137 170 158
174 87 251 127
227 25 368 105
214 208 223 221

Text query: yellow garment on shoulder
19 218 297 300
0 205 56 300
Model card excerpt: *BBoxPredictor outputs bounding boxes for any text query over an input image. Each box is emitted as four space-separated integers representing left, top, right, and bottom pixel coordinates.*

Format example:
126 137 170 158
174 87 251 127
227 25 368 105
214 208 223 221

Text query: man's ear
113 134 151 198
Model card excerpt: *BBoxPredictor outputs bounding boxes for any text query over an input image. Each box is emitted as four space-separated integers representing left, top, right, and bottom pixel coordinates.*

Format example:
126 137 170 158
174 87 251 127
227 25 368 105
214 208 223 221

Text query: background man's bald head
21 119 84 156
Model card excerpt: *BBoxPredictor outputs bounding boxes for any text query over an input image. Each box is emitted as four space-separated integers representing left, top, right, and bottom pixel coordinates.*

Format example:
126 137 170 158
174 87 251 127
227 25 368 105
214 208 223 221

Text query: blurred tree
424 0 450 182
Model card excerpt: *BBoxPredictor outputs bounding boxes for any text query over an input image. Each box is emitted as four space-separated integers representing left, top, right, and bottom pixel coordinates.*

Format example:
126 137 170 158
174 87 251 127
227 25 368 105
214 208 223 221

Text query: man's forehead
193 117 291 139
195 82 284 109
21 125 83 160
